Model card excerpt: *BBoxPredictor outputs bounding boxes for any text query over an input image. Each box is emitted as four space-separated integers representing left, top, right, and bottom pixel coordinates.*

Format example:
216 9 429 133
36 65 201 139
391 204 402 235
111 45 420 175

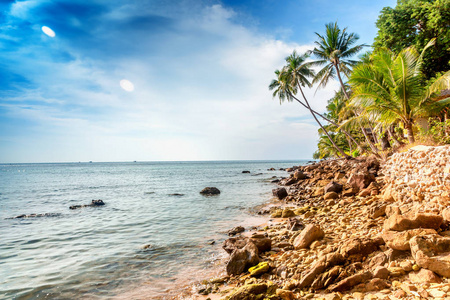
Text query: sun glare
120 79 135 92
41 26 55 37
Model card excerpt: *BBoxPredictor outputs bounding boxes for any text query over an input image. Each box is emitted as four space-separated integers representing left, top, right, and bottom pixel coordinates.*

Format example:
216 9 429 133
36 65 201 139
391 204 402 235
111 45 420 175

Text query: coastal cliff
197 145 450 299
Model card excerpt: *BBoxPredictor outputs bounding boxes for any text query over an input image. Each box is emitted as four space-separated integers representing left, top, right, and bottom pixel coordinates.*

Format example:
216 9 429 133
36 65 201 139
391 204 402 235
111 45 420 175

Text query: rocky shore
188 145 450 300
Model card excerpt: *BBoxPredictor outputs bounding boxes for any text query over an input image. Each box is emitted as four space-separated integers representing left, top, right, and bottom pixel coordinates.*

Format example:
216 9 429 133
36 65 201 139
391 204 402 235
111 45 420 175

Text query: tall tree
311 22 381 156
374 0 450 79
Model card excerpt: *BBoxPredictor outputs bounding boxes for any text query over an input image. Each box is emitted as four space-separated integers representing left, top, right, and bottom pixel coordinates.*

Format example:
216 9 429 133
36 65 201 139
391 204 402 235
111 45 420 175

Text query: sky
0 0 396 163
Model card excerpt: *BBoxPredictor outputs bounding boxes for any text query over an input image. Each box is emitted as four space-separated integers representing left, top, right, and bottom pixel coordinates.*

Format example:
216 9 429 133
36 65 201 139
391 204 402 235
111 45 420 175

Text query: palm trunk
290 90 362 154
388 125 404 146
289 90 350 158
405 120 415 143
334 62 381 156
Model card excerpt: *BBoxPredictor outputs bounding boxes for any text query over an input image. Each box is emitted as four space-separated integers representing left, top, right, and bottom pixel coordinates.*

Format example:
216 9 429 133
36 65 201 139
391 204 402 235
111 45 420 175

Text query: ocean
0 160 304 299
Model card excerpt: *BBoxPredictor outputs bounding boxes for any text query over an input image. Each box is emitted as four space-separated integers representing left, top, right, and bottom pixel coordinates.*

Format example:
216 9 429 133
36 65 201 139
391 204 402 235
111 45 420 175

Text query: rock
226 241 259 275
372 266 389 279
383 213 443 231
342 187 358 197
293 224 325 249
324 181 343 194
69 199 105 209
276 289 295 300
272 188 288 200
249 261 270 276
339 237 383 262
200 187 220 195
381 228 437 250
168 193 184 196
281 208 296 218
368 252 388 269
324 191 339 200
409 268 441 283
369 205 387 219
365 278 390 291
399 260 413 272
428 289 447 298
347 172 375 191
443 207 450 222
242 170 250 173
385 248 410 262
385 205 401 217
228 226 245 236
410 234 450 277
388 266 406 277
297 252 344 289
329 271 372 292
250 236 272 253
311 265 343 290
294 170 306 180
286 218 304 231
223 237 248 254
227 284 267 300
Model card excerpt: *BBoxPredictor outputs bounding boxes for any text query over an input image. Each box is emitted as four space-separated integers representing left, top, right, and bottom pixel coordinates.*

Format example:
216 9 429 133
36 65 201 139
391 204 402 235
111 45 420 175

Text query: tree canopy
374 0 450 79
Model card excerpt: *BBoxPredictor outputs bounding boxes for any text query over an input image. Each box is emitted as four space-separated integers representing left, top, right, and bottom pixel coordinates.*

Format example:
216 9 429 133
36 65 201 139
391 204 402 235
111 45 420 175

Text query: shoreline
178 145 450 300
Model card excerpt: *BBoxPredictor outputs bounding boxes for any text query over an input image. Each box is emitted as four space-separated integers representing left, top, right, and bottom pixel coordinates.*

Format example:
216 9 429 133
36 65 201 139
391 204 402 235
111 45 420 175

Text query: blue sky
0 0 396 163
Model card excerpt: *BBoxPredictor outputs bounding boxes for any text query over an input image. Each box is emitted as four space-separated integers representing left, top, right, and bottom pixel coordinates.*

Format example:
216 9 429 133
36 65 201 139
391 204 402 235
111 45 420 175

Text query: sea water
0 160 304 299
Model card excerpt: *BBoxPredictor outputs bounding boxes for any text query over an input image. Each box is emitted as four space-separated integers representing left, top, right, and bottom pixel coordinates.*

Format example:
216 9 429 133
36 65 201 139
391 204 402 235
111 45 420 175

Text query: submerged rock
69 199 105 210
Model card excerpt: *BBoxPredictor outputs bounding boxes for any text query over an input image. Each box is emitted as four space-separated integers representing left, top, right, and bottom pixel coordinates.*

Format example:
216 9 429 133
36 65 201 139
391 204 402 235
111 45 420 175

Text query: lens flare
120 79 135 92
41 26 55 37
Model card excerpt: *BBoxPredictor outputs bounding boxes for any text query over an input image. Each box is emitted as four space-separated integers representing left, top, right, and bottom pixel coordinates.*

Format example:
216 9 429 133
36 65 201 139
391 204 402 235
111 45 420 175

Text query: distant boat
89 161 93 163
133 161 137 162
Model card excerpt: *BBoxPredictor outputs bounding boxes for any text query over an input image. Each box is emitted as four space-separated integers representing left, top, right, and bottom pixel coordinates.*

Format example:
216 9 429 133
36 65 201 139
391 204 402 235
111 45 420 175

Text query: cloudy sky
0 0 396 163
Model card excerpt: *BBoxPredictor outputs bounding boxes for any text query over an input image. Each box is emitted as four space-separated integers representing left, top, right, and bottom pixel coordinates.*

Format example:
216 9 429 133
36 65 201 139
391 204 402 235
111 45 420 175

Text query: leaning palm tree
269 52 350 158
350 39 450 143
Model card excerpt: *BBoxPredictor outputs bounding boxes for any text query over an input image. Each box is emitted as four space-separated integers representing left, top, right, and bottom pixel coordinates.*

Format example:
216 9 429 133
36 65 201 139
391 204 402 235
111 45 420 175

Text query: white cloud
2 2 339 162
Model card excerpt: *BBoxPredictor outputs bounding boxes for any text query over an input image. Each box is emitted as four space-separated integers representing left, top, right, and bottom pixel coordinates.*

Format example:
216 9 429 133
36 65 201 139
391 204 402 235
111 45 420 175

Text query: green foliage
374 0 450 79
418 118 450 144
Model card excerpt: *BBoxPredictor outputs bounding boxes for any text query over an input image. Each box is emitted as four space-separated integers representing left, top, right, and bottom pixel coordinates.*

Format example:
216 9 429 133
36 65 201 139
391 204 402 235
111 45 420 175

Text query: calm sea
0 160 304 299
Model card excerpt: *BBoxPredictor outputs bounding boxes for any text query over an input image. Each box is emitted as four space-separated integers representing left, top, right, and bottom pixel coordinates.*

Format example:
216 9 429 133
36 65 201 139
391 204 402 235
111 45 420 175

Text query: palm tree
269 51 350 158
350 39 450 143
310 22 384 157
311 22 365 98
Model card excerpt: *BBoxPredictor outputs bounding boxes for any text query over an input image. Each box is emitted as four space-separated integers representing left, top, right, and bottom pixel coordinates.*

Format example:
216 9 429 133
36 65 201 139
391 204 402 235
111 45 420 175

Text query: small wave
5 213 63 220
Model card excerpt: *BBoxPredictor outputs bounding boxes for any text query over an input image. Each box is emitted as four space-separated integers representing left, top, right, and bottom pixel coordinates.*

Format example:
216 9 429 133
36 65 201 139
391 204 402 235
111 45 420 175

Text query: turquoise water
0 160 303 299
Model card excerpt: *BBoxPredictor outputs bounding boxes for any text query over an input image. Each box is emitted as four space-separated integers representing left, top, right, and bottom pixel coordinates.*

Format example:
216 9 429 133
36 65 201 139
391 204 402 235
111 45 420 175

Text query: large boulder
272 188 288 200
324 181 343 194
381 228 437 251
383 213 443 231
226 241 259 275
410 234 450 277
293 224 325 249
200 187 221 195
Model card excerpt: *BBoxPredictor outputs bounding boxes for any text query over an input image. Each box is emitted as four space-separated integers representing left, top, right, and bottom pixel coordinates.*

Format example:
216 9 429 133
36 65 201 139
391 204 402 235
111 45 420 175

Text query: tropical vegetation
269 0 450 159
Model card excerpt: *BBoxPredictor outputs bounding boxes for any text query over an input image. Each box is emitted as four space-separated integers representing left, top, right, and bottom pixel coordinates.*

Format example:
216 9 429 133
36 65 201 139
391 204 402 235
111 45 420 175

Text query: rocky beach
190 145 450 300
